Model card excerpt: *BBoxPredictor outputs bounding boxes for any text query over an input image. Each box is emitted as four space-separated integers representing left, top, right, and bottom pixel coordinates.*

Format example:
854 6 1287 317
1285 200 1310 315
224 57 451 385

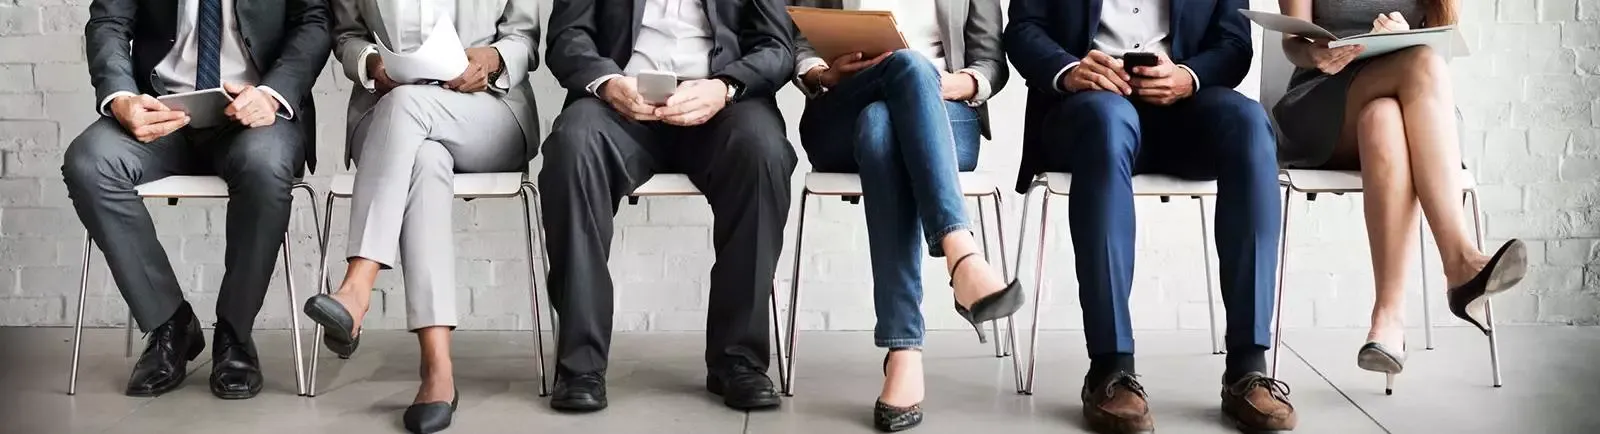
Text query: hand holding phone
637 70 678 106
1121 52 1160 76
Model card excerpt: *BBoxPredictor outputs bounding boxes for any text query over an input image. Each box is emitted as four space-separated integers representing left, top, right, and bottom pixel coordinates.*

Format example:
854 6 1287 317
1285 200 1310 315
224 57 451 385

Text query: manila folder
787 6 908 62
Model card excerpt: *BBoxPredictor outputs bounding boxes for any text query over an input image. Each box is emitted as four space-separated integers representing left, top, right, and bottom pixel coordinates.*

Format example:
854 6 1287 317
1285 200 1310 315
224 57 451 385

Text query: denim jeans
798 50 981 349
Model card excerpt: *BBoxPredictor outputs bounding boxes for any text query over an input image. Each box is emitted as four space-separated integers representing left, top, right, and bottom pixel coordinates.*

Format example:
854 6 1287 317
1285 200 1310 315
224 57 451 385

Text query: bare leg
329 259 381 336
416 327 456 403
945 232 1008 308
879 350 924 407
1345 97 1420 349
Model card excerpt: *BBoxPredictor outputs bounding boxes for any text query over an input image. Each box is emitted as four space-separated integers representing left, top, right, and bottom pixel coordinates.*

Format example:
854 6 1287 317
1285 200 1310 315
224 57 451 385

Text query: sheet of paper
1238 10 1338 40
787 6 908 62
376 17 468 83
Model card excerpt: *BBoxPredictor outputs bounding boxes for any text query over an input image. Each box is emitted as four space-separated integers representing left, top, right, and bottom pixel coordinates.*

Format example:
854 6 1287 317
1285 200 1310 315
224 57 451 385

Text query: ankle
1223 347 1267 384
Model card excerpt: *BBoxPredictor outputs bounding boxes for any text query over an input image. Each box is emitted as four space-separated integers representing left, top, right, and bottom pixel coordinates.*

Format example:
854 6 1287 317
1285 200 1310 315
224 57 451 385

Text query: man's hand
802 52 891 90
655 79 728 127
366 55 402 94
111 94 188 143
222 82 281 128
1062 50 1131 95
1129 52 1195 106
600 77 659 121
444 47 502 93
940 71 978 101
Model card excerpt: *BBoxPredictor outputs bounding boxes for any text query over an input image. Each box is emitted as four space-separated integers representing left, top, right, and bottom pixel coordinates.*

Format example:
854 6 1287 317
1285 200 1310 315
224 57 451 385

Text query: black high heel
303 294 362 358
403 388 459 434
949 252 1025 335
1356 342 1406 395
873 348 923 432
1447 239 1528 334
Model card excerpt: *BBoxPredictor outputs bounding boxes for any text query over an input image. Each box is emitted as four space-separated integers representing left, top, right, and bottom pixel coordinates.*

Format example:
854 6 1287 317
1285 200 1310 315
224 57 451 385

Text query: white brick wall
1 0 1597 331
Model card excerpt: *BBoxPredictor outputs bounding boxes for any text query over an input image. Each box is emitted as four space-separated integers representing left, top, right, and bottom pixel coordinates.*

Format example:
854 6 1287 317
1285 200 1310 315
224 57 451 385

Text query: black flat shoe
873 348 923 432
209 321 263 399
949 253 1025 332
550 373 607 412
403 389 459 434
1447 239 1528 334
125 304 204 397
707 364 782 410
1356 342 1406 395
304 293 362 358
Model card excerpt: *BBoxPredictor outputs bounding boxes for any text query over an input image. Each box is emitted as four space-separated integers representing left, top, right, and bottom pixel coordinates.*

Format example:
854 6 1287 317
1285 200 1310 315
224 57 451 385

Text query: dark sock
1224 347 1268 384
1086 353 1136 387
167 301 195 327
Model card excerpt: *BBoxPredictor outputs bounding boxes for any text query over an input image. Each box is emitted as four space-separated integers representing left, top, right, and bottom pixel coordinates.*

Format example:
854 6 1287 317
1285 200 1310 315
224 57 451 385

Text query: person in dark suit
1004 0 1294 432
61 0 329 399
540 0 795 413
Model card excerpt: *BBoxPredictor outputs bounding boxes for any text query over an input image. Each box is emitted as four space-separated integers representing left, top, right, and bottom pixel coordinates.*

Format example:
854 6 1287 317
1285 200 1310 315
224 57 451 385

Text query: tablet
157 88 234 128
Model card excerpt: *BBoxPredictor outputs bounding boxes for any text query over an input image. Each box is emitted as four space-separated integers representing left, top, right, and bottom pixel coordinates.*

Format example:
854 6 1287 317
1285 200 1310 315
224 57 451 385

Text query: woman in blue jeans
790 0 1012 431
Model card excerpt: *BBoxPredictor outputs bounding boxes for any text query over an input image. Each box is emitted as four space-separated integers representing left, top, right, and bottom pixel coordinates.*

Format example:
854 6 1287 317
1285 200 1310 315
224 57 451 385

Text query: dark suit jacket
1002 0 1253 192
85 0 332 172
545 0 795 106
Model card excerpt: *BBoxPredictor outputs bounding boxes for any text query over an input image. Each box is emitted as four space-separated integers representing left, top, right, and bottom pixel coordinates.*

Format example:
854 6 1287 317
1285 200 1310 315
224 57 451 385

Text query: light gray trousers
348 85 525 330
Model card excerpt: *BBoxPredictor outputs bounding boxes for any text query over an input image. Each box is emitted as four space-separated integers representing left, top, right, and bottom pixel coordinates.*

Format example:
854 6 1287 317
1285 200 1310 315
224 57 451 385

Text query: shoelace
1104 372 1148 398
1241 375 1293 398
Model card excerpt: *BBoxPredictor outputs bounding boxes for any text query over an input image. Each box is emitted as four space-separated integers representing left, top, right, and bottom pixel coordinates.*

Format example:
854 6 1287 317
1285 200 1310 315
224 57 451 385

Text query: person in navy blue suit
1004 1 1295 432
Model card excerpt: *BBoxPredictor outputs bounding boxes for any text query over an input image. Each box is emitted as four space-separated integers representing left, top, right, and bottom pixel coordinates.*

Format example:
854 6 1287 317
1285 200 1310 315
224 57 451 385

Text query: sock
166 301 195 327
1224 346 1268 384
1086 353 1136 387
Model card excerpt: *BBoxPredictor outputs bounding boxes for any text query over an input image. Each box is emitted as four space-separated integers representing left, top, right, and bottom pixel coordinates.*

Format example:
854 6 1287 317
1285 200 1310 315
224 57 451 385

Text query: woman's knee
853 102 897 165
411 141 454 179
1395 46 1450 92
1356 98 1408 163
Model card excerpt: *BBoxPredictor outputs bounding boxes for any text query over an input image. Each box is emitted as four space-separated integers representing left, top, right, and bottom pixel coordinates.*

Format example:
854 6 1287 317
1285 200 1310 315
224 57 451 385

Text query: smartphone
1121 52 1160 75
637 70 678 105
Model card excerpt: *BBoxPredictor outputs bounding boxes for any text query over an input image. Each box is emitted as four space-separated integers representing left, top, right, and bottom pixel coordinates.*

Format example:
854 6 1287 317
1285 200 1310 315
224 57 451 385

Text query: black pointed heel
874 348 923 432
403 388 459 434
949 253 1025 329
303 294 362 358
1447 239 1528 334
1356 342 1406 395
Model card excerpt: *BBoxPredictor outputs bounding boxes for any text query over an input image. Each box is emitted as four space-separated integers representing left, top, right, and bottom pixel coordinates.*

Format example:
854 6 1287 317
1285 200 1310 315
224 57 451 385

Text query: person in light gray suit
788 0 1011 431
302 1 538 432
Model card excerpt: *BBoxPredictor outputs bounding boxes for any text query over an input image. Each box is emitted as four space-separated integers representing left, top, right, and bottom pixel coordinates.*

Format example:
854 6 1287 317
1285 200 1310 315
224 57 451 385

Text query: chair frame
68 179 320 397
778 172 1023 396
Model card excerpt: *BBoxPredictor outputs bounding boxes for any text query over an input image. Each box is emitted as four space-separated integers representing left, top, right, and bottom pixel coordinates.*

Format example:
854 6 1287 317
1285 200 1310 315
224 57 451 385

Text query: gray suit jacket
788 0 1007 137
332 0 541 165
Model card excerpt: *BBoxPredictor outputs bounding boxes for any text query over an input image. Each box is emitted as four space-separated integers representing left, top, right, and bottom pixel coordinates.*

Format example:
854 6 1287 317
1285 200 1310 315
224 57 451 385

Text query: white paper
376 17 468 83
1239 9 1469 60
1238 10 1338 40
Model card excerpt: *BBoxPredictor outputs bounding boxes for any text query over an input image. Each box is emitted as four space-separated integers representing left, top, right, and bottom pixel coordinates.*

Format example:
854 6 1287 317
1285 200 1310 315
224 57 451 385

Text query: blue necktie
195 0 223 90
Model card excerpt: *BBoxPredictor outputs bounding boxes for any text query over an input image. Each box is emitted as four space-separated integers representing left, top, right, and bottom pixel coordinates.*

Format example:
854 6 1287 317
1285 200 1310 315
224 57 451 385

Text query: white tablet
157 88 234 128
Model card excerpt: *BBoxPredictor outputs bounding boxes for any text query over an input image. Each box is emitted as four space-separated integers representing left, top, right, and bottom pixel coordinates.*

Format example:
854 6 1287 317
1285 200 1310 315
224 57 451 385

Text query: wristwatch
714 76 741 101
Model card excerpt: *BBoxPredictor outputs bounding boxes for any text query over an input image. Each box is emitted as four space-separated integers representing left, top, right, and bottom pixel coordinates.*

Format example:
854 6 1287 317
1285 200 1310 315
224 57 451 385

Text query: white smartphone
637 70 678 105
157 88 234 128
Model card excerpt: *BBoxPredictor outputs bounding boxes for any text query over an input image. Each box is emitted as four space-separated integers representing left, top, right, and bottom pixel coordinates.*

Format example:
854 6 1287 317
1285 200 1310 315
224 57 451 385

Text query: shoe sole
1083 410 1155 433
303 296 359 357
125 370 189 398
1222 408 1292 434
1465 240 1527 333
1356 348 1404 374
706 377 782 410
549 398 607 412
211 382 264 400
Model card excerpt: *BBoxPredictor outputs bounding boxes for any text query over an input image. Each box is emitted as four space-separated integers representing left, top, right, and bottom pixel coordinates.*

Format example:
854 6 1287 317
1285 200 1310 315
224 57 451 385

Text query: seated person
301 0 539 432
539 0 796 414
1004 0 1294 431
63 0 328 400
1273 0 1525 393
788 0 1015 431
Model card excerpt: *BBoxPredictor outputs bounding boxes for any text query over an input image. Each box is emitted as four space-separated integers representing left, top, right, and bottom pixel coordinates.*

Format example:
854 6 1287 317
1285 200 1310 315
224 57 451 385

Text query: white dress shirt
794 0 995 104
99 0 294 119
351 0 517 92
585 0 715 95
1053 0 1201 92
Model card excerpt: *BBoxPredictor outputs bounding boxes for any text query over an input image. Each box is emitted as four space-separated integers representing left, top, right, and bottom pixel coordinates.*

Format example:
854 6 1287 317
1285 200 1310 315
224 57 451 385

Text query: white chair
780 172 1022 396
305 172 551 397
68 176 319 396
1272 169 1502 386
1014 173 1225 395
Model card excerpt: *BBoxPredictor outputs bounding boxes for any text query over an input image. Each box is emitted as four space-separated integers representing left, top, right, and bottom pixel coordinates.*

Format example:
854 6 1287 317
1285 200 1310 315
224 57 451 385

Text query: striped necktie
195 0 223 90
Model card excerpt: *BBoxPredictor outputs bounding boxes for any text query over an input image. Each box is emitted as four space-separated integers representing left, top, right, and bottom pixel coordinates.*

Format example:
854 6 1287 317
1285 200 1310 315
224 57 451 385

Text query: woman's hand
1371 11 1410 33
1305 39 1365 75
803 52 891 89
940 71 978 101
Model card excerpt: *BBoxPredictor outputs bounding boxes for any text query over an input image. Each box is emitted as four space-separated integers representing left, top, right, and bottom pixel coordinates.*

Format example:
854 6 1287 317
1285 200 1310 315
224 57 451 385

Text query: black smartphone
1122 52 1159 75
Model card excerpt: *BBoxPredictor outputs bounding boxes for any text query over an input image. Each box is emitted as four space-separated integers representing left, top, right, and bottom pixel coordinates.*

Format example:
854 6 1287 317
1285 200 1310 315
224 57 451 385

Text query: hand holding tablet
110 94 190 143
156 88 232 129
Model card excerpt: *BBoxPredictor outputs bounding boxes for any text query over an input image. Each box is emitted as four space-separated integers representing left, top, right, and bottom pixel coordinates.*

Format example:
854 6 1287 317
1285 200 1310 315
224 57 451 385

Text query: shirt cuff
585 74 623 97
355 46 378 92
490 47 511 91
255 85 295 120
956 68 992 105
98 91 138 116
796 57 827 78
1177 64 1201 89
1053 62 1080 93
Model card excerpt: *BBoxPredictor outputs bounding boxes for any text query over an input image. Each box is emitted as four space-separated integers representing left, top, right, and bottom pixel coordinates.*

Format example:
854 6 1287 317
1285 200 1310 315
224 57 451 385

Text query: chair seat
630 174 701 196
134 176 232 199
1280 168 1478 193
1044 172 1220 196
803 172 999 197
329 172 526 198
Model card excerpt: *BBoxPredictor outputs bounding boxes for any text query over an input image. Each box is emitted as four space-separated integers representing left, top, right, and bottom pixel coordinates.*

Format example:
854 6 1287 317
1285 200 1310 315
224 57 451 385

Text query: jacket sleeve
489 0 540 91
1002 0 1077 92
546 0 624 93
713 0 795 100
960 0 1008 101
259 0 333 109
331 0 374 85
1176 0 1253 89
85 0 141 106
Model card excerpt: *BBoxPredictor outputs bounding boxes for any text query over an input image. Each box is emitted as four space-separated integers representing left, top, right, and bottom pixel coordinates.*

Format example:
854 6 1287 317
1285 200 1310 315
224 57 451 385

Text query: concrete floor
2 326 1596 433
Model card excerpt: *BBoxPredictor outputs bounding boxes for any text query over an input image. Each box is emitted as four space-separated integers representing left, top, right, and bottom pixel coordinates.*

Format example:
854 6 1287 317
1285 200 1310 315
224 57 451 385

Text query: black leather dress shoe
550 373 607 412
209 322 264 399
707 364 781 410
403 389 459 434
125 305 205 397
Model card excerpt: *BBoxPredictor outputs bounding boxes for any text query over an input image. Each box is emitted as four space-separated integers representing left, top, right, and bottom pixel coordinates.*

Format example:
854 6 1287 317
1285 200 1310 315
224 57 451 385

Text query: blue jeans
799 50 981 349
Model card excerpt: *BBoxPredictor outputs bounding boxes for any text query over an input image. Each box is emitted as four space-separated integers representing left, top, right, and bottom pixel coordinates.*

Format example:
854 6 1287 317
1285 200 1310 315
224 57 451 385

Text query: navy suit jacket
1002 0 1253 192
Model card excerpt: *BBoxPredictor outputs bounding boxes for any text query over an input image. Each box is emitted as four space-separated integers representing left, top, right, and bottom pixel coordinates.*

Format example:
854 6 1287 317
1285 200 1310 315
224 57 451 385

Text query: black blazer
85 0 332 172
545 0 795 106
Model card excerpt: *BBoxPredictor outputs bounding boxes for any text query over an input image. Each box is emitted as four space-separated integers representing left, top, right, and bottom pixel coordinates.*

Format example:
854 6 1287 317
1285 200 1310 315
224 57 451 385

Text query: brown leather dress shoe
1081 372 1155 433
1221 372 1298 432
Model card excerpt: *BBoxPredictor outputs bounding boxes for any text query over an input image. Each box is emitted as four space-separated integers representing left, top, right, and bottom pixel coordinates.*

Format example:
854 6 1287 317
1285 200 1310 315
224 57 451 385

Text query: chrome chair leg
519 184 550 396
69 234 94 396
1197 196 1222 355
990 189 1023 391
976 195 1001 354
1022 184 1050 395
281 231 308 396
1467 190 1503 387
307 193 337 397
125 313 134 357
1419 222 1435 350
1271 189 1292 376
781 190 809 396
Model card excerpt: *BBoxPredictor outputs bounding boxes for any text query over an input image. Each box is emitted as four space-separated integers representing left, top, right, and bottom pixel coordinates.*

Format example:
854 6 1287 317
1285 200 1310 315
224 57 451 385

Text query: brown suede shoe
1081 372 1155 433
1221 372 1297 433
